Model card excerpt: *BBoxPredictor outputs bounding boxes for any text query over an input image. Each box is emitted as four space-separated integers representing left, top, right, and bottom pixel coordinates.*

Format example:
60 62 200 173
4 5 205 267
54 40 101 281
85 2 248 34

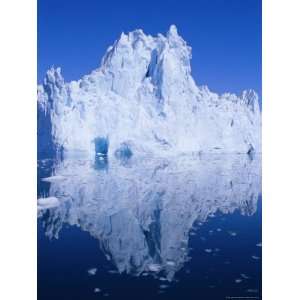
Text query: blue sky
38 0 261 100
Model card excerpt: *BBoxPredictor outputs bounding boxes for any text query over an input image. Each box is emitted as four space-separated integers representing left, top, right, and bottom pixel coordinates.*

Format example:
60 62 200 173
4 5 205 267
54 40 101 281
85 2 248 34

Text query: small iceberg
87 268 97 275
228 231 237 236
251 255 260 260
204 248 212 253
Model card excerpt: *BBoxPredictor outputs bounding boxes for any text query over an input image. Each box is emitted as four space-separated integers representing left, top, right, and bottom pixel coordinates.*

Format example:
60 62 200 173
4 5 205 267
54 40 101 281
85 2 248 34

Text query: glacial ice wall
38 154 261 279
37 25 261 158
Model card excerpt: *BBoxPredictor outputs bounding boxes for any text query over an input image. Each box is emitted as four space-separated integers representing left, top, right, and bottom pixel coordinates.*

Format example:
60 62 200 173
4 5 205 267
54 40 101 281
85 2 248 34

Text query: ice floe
87 268 97 275
251 255 260 260
205 249 213 253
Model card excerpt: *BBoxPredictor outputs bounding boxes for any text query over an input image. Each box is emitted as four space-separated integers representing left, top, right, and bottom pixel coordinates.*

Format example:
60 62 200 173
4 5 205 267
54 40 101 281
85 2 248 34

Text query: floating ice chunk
87 268 97 275
217 228 222 232
41 175 66 182
241 273 250 279
256 242 262 247
37 197 60 210
235 278 242 283
251 255 260 260
228 231 237 236
108 270 118 274
205 249 212 253
94 288 101 293
148 263 162 272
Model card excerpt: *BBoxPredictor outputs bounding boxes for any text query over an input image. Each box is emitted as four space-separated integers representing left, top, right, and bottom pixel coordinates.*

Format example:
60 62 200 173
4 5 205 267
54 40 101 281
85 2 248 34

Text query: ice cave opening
94 137 109 156
114 142 133 160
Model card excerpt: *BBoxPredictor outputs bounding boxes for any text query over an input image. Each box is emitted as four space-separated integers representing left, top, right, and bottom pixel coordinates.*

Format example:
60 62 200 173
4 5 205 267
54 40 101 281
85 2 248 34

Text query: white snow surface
38 25 261 157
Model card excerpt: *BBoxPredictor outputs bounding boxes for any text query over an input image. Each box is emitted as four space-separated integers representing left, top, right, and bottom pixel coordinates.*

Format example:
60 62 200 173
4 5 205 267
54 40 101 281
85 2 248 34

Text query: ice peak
44 67 64 87
167 24 178 37
129 28 146 38
118 32 127 43
241 89 259 112
242 89 258 101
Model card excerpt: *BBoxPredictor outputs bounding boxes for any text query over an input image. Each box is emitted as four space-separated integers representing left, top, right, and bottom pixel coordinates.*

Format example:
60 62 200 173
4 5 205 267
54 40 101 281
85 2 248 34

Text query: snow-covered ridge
38 25 261 158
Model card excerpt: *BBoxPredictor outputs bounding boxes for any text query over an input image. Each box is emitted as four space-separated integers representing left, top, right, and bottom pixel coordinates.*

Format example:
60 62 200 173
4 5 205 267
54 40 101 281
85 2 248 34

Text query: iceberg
38 25 261 158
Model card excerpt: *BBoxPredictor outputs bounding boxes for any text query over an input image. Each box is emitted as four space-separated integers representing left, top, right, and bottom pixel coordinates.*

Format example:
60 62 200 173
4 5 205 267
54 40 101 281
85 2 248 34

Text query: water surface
38 154 261 300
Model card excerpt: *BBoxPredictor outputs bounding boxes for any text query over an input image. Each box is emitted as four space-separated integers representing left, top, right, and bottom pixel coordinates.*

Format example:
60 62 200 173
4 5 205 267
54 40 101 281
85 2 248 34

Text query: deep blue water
38 155 261 300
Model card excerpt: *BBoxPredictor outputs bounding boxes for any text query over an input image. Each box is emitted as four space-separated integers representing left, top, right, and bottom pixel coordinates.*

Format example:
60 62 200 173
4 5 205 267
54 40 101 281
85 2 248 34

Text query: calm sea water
38 154 261 300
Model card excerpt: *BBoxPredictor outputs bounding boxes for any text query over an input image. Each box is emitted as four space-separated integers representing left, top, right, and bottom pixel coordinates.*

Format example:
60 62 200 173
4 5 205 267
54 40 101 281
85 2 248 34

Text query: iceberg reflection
38 154 261 281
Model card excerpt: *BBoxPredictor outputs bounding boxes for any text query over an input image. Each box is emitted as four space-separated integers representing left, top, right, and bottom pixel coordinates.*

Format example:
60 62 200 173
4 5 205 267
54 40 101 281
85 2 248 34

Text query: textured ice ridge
38 25 261 158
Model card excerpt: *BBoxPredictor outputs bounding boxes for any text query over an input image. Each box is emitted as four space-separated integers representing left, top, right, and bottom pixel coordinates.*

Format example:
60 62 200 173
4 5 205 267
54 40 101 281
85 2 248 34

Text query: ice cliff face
38 154 261 280
38 25 261 158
